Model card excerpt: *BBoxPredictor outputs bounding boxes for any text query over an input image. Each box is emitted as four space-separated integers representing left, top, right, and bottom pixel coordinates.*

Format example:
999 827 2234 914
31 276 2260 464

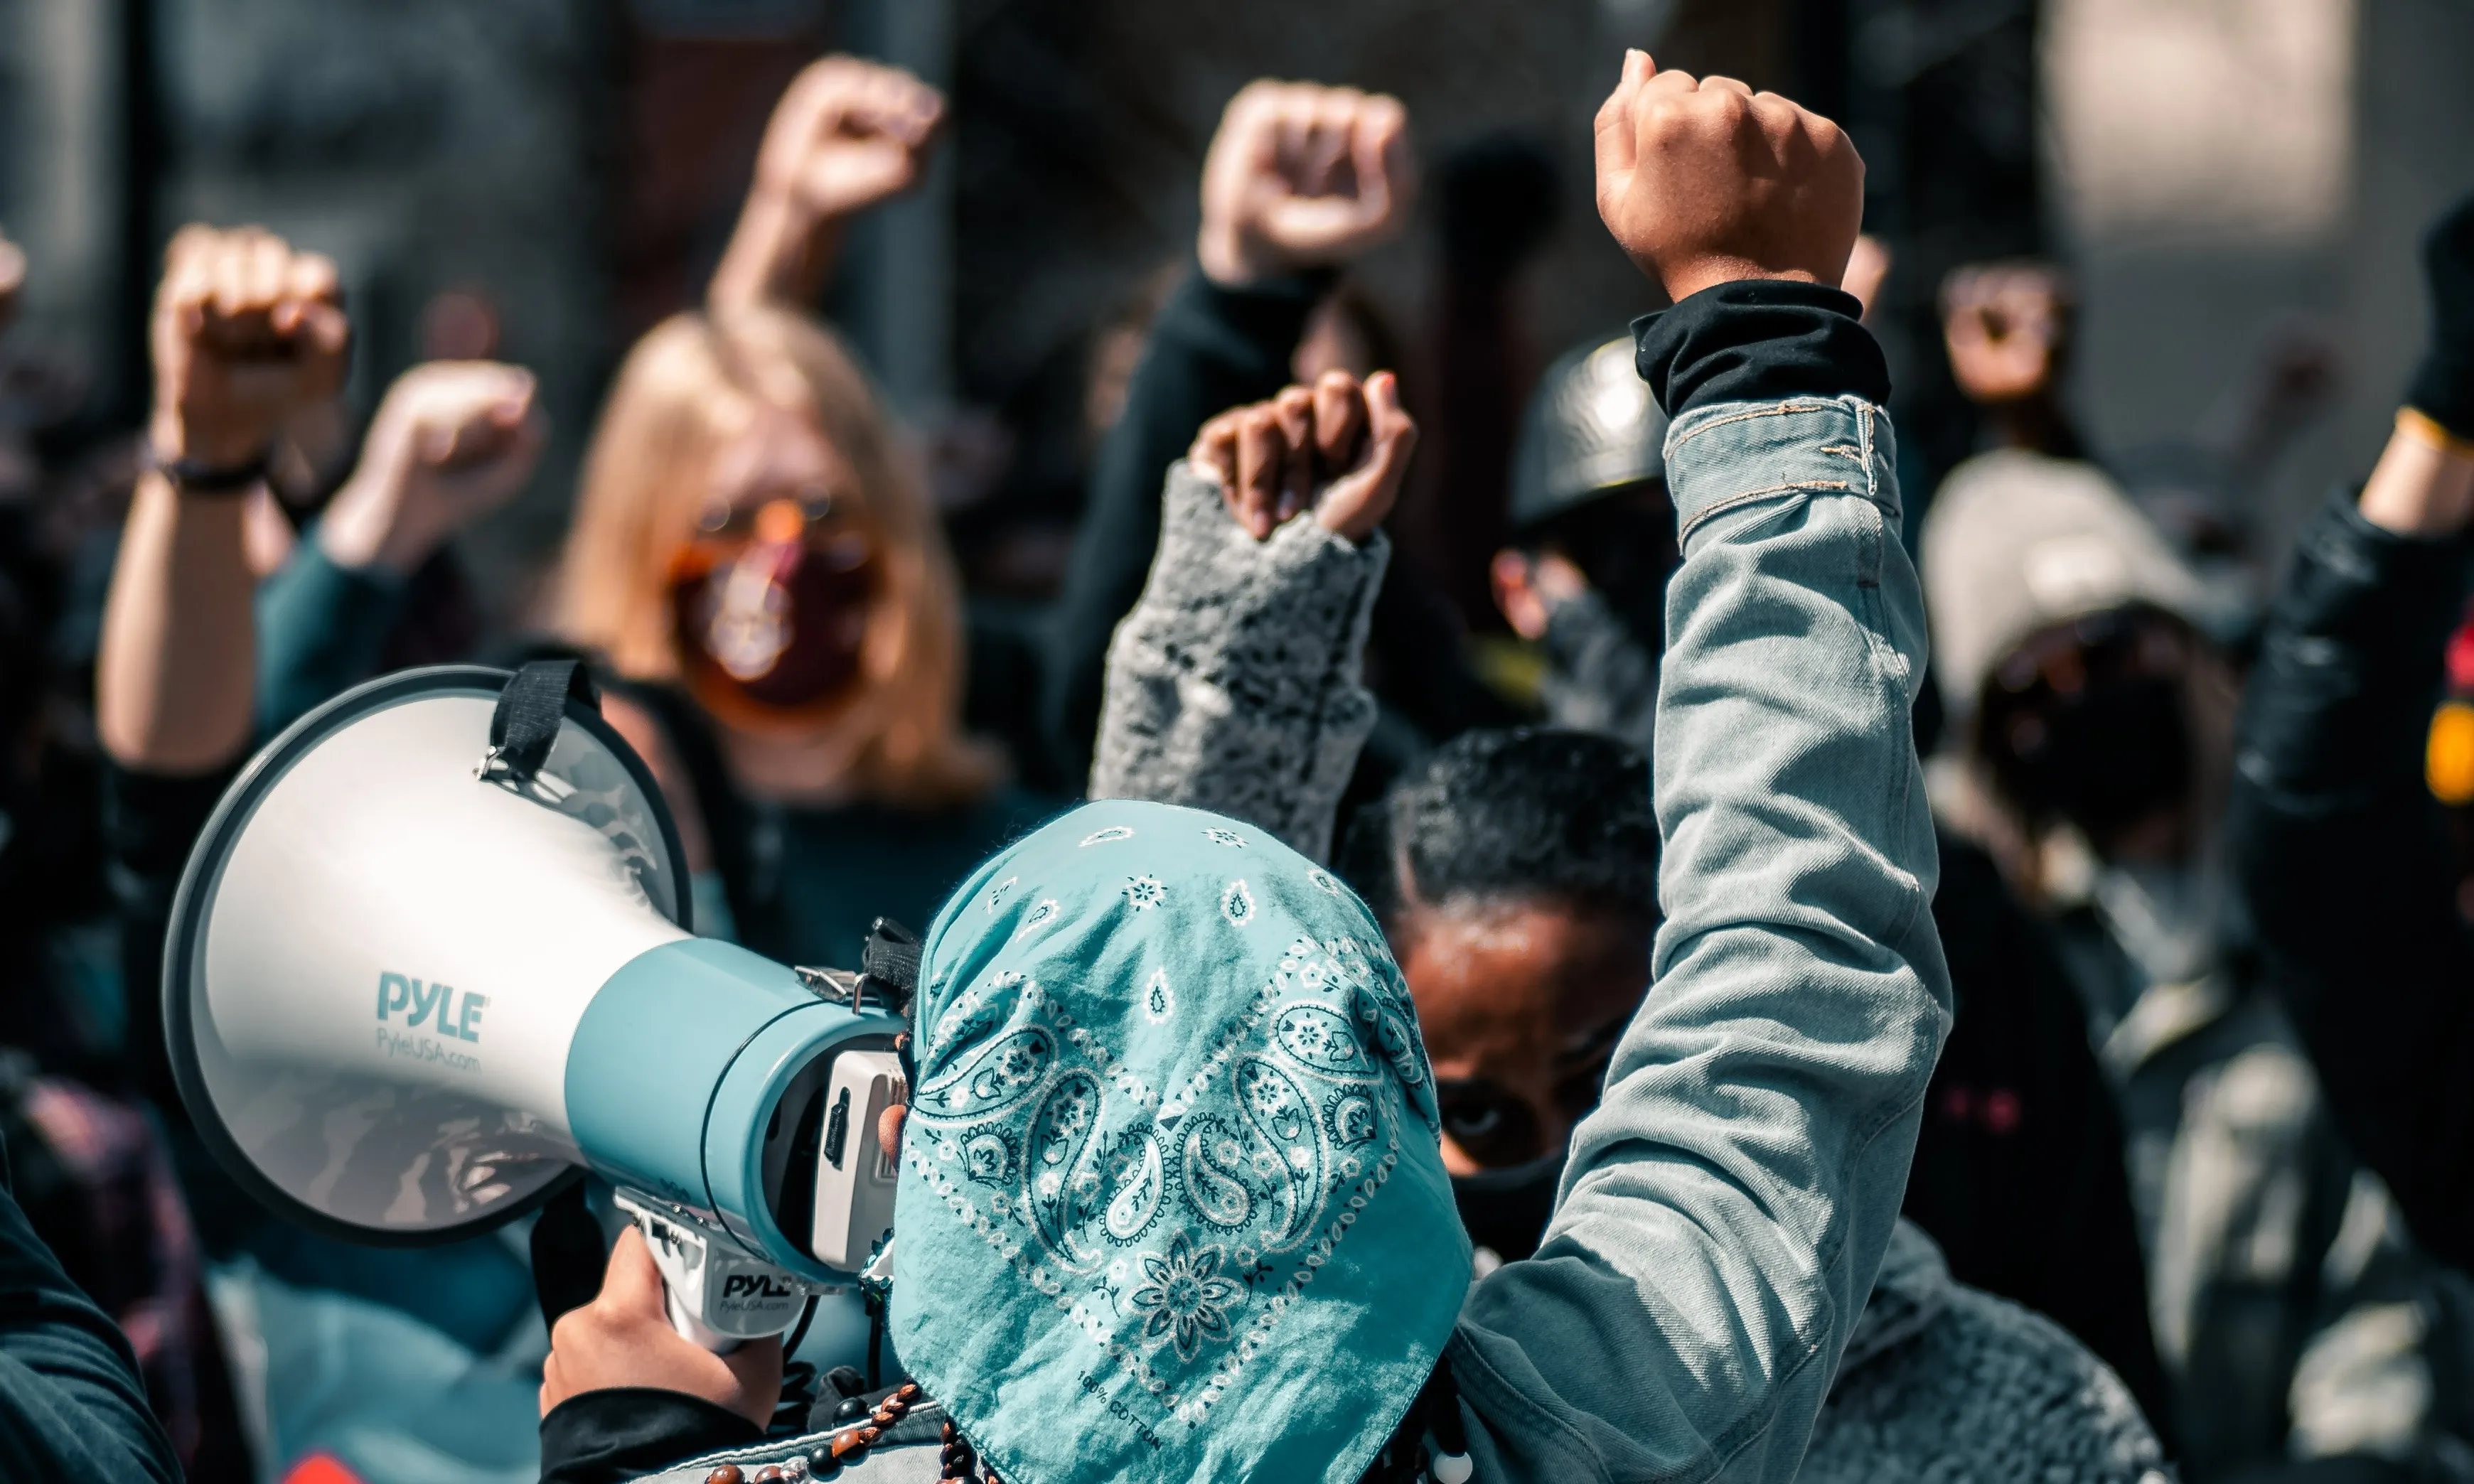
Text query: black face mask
1450 1146 1568 1262
1531 485 1677 646
1993 675 2193 842
1976 611 2197 844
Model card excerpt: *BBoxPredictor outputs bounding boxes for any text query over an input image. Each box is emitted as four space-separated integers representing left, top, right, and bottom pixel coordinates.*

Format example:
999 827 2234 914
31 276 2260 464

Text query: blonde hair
557 307 1002 809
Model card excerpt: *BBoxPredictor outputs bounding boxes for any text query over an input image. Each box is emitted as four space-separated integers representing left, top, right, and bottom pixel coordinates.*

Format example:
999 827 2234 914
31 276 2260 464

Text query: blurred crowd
1 36 2473 1484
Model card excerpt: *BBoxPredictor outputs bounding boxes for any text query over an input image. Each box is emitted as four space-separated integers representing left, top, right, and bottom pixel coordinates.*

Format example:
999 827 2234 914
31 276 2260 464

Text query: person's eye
1436 1080 1543 1166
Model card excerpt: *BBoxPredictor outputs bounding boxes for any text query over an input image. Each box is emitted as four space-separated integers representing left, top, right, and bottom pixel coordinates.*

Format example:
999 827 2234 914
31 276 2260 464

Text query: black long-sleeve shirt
2229 492 2474 1274
1040 267 1332 785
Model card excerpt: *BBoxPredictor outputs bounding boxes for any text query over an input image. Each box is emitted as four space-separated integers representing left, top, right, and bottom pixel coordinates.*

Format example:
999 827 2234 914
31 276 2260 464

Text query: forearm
1455 289 1947 1480
96 472 257 773
710 191 847 314
2228 477 2474 1267
2359 414 2474 536
1044 268 1329 781
1090 463 1386 862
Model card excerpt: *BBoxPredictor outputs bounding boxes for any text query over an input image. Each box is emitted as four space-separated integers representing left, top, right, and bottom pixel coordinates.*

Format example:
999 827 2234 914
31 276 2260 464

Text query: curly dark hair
1336 727 1659 923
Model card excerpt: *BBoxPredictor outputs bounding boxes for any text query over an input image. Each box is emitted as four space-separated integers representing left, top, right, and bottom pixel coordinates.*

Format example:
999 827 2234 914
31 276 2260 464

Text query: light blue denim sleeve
1450 396 1950 1482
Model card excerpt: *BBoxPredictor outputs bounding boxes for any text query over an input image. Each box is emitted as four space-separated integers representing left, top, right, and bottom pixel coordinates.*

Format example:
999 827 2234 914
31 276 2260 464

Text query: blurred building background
1 0 2470 626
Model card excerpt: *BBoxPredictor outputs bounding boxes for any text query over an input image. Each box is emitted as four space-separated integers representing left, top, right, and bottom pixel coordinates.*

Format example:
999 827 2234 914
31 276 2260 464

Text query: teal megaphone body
165 665 905 1346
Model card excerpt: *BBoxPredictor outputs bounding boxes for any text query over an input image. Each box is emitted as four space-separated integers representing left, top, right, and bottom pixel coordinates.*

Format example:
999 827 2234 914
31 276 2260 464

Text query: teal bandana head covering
891 800 1469 1483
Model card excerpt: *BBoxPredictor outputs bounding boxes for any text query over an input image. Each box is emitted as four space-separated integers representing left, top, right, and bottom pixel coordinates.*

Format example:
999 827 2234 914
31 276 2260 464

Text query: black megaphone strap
484 659 602 786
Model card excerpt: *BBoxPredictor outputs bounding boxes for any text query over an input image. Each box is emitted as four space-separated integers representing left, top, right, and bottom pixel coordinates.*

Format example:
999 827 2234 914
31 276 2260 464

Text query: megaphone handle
618 1197 747 1355
664 1281 741 1355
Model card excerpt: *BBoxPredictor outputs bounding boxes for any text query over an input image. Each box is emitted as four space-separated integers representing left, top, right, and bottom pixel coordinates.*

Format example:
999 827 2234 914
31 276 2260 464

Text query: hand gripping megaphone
164 662 906 1349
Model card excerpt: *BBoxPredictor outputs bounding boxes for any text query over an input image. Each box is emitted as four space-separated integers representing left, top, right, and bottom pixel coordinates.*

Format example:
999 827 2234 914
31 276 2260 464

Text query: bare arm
97 226 348 772
97 478 256 771
709 57 943 314
2357 410 2474 538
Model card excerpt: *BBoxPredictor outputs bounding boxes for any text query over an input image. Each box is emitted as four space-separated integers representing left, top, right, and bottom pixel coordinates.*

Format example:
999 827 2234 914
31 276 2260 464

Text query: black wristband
149 446 270 495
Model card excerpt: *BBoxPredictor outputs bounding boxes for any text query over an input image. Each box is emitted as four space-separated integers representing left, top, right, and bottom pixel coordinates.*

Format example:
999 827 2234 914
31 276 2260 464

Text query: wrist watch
149 443 271 495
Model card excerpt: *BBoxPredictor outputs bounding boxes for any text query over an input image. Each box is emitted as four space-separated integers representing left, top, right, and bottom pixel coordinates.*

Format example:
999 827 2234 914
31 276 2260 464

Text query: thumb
297 300 350 356
1592 50 1656 196
600 1225 671 1319
1317 371 1418 541
414 420 459 467
1361 371 1418 484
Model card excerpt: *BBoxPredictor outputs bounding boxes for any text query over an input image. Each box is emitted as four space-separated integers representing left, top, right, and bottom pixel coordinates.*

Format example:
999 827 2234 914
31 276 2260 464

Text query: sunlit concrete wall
2045 0 2474 563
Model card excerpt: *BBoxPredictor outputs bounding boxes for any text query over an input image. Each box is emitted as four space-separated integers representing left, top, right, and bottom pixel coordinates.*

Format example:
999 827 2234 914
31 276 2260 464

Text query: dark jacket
0 1127 183 1481
1041 267 1334 785
2228 491 2474 1274
1907 832 2174 1436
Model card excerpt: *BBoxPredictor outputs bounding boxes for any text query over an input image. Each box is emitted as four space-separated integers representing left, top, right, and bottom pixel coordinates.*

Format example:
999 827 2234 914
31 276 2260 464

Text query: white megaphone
164 662 908 1350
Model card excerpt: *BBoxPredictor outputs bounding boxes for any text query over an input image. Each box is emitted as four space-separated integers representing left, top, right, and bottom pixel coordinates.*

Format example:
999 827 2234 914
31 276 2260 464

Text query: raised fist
1189 370 1416 542
1490 548 1589 642
318 361 547 574
1198 81 1416 286
1592 50 1863 305
1942 262 2071 407
150 225 350 470
752 55 945 225
0 230 23 335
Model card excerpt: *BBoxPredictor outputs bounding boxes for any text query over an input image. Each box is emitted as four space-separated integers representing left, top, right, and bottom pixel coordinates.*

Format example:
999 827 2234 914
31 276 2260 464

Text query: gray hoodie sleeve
1451 396 1951 1482
1086 461 1388 864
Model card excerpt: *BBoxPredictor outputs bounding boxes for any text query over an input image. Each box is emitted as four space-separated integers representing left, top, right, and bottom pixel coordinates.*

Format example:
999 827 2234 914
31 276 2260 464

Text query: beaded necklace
696 1384 1003 1483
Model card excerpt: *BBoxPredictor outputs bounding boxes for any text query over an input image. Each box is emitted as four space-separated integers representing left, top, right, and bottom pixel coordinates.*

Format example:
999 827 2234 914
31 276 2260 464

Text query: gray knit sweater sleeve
1802 1222 2165 1484
1087 459 1388 864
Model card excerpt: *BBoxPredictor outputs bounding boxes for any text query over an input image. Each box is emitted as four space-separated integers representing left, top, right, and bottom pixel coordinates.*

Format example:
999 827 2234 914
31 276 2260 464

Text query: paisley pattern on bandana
909 928 1432 1421
1221 880 1257 927
896 802 1469 1484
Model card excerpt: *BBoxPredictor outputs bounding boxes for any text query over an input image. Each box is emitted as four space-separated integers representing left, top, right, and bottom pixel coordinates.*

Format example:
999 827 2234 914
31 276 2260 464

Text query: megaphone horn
166 662 905 1347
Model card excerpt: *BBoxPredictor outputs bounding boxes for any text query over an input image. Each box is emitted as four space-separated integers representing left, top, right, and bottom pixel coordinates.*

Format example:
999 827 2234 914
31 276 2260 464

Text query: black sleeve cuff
102 763 242 915
2408 355 2474 446
1630 279 1890 419
1152 264 1339 375
2239 491 2474 798
539 1389 763 1484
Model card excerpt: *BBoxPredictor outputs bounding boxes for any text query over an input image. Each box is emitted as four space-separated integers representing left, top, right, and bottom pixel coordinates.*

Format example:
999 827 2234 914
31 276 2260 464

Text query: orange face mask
668 498 877 733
